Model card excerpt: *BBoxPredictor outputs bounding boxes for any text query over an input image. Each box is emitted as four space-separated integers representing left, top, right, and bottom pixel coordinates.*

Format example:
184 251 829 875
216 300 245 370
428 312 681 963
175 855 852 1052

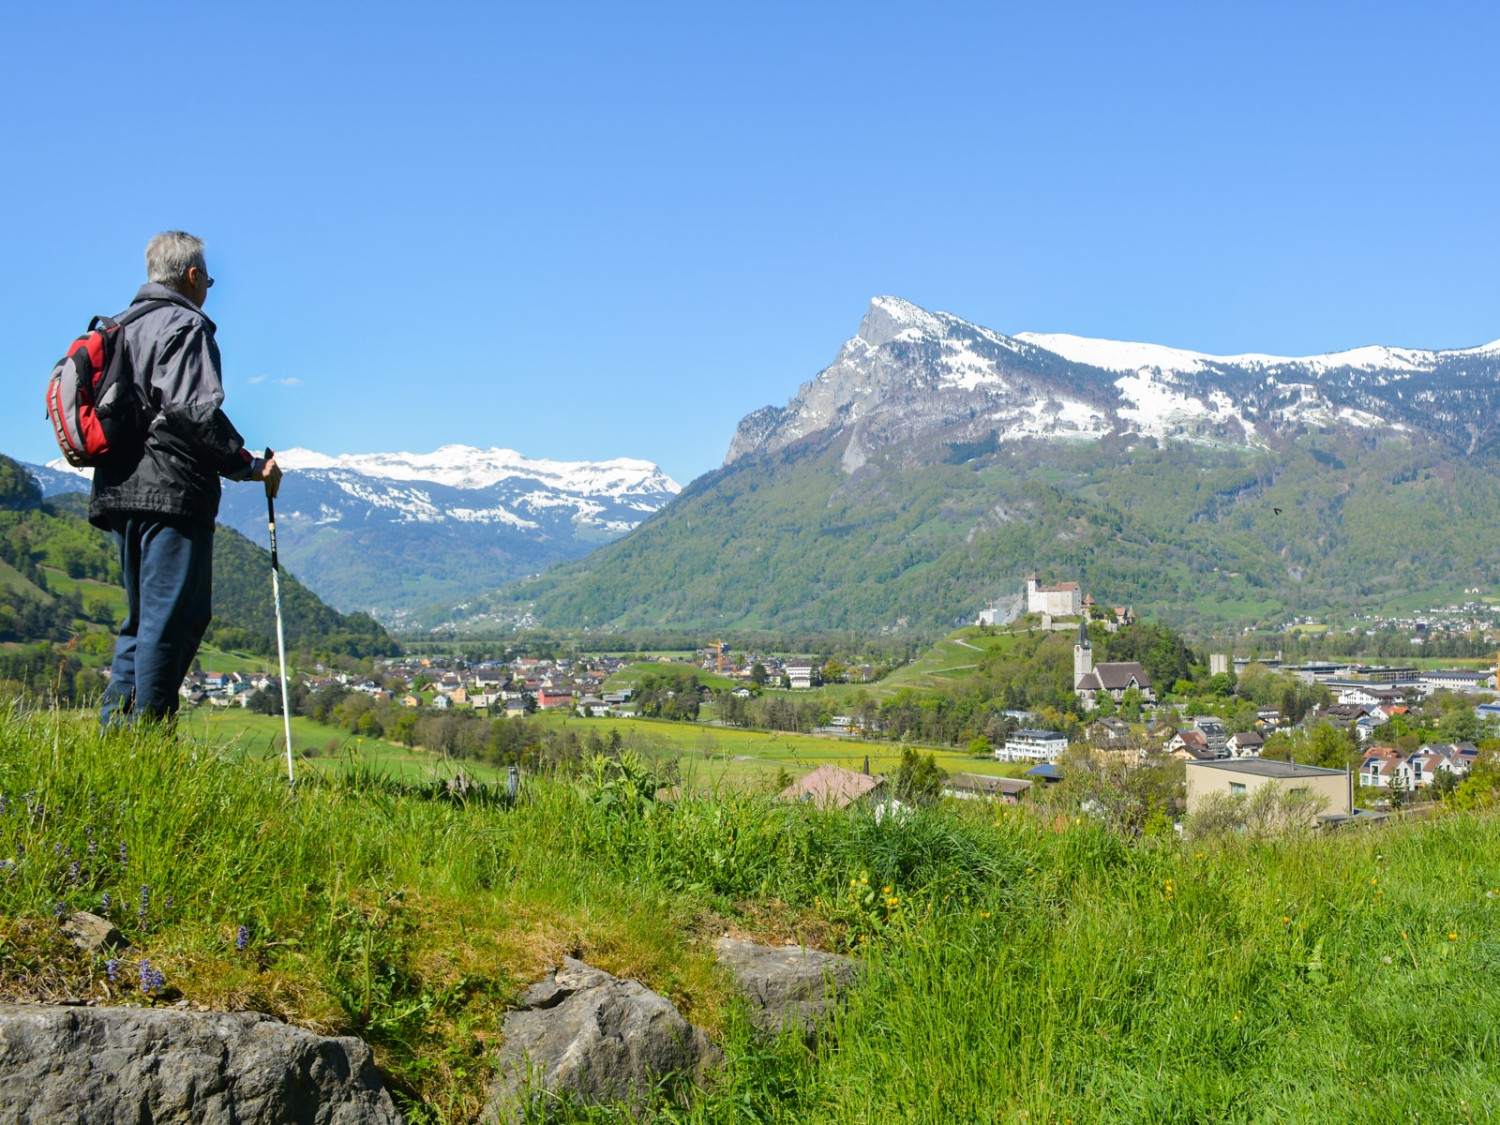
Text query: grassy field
3 706 1500 1121
529 711 1026 786
38 566 124 614
603 660 738 692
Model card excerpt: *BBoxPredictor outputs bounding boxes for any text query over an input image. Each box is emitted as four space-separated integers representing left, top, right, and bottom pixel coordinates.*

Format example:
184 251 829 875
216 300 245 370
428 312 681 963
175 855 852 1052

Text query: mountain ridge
33 446 680 622
458 296 1500 635
726 295 1500 468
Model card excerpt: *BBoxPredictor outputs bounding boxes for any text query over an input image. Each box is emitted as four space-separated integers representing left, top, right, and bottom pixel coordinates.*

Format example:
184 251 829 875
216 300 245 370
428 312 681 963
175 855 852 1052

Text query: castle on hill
1025 573 1080 616
976 572 1135 631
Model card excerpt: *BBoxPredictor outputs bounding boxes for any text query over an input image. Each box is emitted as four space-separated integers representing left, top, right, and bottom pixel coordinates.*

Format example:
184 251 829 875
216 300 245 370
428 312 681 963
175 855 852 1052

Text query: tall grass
2 705 1499 1122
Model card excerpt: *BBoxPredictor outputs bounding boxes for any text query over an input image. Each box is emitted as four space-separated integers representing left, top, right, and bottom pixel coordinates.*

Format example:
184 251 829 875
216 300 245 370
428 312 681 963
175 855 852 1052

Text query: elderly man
92 231 281 727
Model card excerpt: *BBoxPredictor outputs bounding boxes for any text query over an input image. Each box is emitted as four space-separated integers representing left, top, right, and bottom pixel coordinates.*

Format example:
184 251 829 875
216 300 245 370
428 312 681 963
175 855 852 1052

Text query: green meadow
3 704 1500 1122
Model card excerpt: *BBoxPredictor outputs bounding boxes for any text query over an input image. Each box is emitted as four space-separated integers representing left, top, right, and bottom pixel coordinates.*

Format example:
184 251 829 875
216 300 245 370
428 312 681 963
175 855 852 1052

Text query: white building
997 729 1069 763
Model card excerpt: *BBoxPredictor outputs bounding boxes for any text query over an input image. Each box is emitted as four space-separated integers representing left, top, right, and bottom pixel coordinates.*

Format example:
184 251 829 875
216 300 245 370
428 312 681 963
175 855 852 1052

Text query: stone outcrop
487 957 718 1123
0 1003 402 1124
714 938 860 1042
58 911 127 955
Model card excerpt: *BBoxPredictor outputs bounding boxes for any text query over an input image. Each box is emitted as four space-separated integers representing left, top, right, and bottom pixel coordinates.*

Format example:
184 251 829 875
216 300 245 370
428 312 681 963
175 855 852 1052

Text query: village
174 571 1500 832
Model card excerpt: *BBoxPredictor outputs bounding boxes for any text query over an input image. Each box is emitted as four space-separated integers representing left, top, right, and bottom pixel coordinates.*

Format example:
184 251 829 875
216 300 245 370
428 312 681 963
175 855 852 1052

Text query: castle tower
1073 616 1093 689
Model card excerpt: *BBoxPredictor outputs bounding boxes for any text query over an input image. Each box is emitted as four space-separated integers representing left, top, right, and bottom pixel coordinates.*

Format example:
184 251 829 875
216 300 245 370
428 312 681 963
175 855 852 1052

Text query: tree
892 747 946 804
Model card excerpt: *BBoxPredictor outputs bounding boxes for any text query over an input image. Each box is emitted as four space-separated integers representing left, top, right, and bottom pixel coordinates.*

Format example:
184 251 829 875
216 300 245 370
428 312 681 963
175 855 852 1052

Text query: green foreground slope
3 707 1499 1122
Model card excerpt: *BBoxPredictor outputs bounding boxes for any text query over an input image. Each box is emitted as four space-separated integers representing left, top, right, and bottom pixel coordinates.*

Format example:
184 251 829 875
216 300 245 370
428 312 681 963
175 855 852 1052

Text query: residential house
1360 746 1404 789
778 765 884 810
536 689 573 711
1085 717 1132 747
576 695 609 717
944 774 1032 805
1185 759 1352 823
1168 729 1219 761
1024 763 1066 785
1226 731 1263 758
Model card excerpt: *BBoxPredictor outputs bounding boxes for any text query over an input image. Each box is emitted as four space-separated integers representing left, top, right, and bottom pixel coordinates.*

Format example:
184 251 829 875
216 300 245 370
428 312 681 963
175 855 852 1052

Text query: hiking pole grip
264 448 279 572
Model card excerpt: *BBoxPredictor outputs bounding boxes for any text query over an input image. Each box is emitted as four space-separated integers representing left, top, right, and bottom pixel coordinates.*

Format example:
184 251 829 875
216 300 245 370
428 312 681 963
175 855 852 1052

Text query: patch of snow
1017 332 1441 377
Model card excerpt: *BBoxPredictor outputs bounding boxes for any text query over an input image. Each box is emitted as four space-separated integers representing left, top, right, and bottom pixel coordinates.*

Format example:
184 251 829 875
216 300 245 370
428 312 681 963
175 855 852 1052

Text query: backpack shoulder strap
111 298 177 328
87 299 176 334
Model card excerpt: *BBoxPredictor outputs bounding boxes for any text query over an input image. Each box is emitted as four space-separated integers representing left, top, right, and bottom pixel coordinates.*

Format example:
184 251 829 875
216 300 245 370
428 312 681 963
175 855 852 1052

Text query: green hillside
0 453 396 665
453 429 1485 635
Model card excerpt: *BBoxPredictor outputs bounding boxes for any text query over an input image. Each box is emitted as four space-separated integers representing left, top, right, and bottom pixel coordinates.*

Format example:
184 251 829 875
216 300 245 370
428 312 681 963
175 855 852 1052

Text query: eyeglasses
205 275 215 289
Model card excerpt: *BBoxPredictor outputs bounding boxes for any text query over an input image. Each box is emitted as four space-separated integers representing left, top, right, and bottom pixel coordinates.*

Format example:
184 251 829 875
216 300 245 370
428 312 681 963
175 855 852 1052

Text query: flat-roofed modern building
1186 759 1352 823
997 729 1069 763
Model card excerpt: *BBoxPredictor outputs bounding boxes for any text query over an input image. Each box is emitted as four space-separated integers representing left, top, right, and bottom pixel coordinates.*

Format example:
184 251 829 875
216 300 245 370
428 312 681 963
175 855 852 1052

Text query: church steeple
1073 617 1093 689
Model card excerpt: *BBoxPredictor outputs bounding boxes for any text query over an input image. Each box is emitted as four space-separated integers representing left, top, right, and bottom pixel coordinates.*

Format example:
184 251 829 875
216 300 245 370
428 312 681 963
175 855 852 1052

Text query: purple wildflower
138 959 165 995
100 892 111 913
53 901 69 921
118 842 128 868
105 959 119 983
68 860 80 884
236 925 249 952
137 885 150 927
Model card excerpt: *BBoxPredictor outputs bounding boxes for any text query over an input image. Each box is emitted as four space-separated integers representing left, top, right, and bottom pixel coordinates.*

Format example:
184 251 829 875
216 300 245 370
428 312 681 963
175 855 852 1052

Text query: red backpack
45 300 171 467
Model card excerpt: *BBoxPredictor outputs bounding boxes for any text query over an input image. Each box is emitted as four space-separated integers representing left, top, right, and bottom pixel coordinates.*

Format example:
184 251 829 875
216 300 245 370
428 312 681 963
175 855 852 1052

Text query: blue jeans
100 514 215 729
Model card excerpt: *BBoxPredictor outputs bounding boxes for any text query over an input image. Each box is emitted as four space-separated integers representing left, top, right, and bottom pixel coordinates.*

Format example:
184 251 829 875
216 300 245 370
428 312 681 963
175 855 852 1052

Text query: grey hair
145 231 206 286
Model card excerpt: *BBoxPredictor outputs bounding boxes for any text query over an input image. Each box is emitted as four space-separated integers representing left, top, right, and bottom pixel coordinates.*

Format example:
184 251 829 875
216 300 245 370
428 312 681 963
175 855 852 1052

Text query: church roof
1083 662 1151 690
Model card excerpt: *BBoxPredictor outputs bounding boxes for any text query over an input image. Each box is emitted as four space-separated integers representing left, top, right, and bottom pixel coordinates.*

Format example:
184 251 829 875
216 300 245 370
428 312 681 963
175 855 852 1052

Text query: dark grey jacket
89 284 258 529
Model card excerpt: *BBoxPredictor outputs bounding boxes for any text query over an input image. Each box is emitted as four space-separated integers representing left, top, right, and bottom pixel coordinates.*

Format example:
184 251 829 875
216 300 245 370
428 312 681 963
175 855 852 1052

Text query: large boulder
487 957 718 1123
714 938 860 1042
0 1003 402 1124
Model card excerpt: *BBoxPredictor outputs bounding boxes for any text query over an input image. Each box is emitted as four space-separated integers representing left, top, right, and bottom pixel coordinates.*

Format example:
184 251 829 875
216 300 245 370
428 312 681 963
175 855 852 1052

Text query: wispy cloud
279 377 302 387
247 374 267 385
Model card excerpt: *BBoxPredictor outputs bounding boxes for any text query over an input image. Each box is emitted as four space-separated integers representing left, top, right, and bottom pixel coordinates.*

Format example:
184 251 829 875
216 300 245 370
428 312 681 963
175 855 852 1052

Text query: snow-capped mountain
258 445 679 536
727 296 1500 465
35 446 679 622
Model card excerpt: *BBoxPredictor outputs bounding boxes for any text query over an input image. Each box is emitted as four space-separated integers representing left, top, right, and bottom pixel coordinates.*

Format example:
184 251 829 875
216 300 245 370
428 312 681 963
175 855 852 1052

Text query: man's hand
260 454 282 499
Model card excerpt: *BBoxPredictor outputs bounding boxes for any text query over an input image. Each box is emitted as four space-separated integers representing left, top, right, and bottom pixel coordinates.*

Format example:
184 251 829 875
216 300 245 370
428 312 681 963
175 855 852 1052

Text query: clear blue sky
6 1 1499 486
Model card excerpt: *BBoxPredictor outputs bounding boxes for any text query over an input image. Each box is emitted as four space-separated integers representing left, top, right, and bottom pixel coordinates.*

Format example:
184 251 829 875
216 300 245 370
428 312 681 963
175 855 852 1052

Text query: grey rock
487 956 718 1123
714 937 860 1042
0 1003 402 1124
59 911 127 955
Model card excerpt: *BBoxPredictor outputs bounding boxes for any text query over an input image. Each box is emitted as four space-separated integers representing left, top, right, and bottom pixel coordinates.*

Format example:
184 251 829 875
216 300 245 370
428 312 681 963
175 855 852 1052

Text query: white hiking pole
265 449 295 784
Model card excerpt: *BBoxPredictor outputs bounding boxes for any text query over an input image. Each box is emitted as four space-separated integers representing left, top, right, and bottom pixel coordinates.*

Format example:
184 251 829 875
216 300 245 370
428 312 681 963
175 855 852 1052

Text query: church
1073 619 1155 709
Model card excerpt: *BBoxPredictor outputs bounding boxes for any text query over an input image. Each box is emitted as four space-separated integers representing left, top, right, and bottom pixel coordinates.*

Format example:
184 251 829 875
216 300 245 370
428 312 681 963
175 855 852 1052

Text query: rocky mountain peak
857 296 947 348
726 298 1500 468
